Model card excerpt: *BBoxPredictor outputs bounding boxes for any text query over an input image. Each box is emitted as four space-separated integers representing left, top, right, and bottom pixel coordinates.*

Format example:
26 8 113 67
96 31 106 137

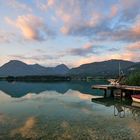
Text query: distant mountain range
0 60 69 76
0 59 139 77
68 59 140 77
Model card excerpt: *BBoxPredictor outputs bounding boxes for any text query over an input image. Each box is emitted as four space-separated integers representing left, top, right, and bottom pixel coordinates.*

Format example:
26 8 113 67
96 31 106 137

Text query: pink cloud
110 4 119 17
132 19 140 36
83 43 93 49
5 15 52 41
74 50 139 67
127 42 140 51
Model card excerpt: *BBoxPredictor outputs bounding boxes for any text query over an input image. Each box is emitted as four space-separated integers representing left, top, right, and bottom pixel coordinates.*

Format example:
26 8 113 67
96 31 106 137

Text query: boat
131 95 140 103
132 101 140 108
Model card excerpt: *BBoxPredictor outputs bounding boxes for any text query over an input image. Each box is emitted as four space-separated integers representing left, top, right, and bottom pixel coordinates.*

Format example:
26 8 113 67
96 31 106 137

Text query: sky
0 0 140 68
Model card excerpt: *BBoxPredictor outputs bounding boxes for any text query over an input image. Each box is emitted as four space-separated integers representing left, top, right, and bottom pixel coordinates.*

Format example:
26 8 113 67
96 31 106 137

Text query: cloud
119 0 140 22
7 0 32 12
107 48 119 52
0 29 16 43
58 6 103 36
9 54 60 62
3 0 140 43
8 52 67 66
109 4 119 18
36 0 140 43
6 15 54 41
126 41 140 51
73 44 140 67
132 18 140 36
66 43 96 57
77 55 123 67
36 0 55 11
38 0 104 36
95 18 140 42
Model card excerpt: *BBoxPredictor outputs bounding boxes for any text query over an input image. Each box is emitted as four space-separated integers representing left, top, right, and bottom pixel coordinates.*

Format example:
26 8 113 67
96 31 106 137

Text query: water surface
0 81 140 140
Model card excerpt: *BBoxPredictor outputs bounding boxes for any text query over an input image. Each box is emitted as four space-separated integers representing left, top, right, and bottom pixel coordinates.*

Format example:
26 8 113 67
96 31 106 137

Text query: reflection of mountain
0 80 107 98
0 82 69 97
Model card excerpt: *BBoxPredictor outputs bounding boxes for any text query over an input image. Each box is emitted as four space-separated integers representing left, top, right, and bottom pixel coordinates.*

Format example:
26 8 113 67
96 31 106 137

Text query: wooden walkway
92 85 140 91
92 84 140 98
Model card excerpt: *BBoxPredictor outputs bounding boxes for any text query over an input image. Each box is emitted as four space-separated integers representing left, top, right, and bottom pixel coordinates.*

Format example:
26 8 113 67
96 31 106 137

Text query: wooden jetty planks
92 85 140 91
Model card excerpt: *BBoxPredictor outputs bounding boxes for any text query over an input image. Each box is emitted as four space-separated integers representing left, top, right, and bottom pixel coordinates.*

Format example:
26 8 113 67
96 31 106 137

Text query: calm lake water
0 80 140 140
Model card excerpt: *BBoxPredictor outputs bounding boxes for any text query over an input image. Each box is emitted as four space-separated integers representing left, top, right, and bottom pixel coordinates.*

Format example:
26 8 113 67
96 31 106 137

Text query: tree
125 71 140 86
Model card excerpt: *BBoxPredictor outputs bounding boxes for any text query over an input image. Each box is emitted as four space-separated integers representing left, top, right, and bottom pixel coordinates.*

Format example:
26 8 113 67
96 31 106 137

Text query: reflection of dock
91 97 132 107
92 85 140 98
91 97 140 118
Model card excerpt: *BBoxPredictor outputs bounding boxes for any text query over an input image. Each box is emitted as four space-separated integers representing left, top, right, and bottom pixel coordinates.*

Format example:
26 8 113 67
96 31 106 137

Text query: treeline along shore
0 75 106 82
0 76 72 82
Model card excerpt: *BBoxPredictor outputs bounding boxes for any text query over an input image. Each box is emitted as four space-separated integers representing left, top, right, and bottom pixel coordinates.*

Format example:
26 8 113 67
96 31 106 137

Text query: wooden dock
92 85 140 91
92 84 140 97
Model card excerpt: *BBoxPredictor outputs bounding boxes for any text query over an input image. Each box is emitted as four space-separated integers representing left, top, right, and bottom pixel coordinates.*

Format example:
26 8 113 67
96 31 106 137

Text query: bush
125 71 140 86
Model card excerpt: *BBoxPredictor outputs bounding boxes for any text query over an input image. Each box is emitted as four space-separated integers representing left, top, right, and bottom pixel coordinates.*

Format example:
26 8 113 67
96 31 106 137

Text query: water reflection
11 117 38 139
0 81 140 140
0 81 106 98
92 97 140 120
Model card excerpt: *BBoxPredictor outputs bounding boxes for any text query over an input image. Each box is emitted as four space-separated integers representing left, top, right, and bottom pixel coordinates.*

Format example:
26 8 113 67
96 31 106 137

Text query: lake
0 80 140 140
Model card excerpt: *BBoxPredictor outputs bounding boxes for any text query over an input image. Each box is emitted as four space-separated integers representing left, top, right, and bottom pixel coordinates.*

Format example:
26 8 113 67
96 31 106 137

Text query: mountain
31 64 47 71
126 62 140 74
68 59 136 77
45 64 69 75
0 59 139 77
0 60 69 76
0 60 40 76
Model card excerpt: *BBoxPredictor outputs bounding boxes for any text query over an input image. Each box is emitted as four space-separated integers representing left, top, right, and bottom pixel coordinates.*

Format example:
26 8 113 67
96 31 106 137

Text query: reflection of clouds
65 91 102 100
0 113 8 124
62 100 95 115
19 89 102 102
0 91 11 102
15 90 103 115
21 93 37 101
11 117 37 139
21 117 36 130
22 93 37 99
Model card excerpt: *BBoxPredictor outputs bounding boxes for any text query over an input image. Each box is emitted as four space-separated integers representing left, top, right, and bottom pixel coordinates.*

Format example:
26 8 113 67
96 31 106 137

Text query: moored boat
131 95 140 103
132 102 140 108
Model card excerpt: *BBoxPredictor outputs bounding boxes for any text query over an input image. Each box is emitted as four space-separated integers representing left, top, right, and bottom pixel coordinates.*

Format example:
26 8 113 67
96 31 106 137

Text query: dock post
104 89 107 97
120 90 122 99
110 89 114 97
